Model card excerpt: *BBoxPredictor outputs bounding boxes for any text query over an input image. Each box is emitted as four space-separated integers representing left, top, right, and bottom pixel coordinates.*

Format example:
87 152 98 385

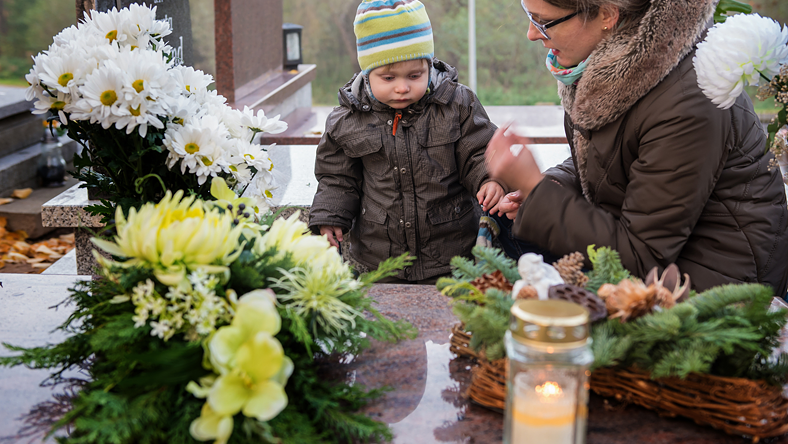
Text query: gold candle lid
510 299 590 348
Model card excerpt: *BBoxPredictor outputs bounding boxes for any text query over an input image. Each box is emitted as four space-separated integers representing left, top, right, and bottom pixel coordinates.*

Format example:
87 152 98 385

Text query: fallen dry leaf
11 188 32 199
0 198 12 206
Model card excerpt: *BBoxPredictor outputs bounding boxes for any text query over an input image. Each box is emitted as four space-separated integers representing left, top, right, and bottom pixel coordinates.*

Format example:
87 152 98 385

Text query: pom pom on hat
354 0 434 74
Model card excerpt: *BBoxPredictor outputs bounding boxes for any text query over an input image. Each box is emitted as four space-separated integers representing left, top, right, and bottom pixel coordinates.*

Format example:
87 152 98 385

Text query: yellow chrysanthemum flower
92 190 245 286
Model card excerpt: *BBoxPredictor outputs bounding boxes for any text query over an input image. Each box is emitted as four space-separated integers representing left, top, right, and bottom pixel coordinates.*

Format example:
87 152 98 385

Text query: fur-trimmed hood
560 0 716 131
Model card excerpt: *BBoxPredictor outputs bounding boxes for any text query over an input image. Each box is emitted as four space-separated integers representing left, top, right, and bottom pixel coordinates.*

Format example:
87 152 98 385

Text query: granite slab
1 276 785 443
41 183 103 229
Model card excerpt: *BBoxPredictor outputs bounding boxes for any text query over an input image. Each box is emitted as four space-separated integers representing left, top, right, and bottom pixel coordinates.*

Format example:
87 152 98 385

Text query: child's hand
320 226 344 249
485 123 543 199
494 191 524 220
477 181 505 214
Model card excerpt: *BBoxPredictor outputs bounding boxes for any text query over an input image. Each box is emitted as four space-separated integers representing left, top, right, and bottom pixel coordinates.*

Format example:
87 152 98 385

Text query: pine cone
548 284 607 322
470 270 513 294
553 252 589 288
597 280 657 322
516 285 538 300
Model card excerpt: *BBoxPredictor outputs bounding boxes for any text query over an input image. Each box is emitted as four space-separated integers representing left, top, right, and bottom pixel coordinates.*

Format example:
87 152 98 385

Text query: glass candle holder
504 299 593 444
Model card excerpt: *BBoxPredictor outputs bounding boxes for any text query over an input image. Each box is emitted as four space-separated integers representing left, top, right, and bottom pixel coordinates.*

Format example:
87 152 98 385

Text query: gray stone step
0 86 32 120
0 136 80 198
0 112 46 158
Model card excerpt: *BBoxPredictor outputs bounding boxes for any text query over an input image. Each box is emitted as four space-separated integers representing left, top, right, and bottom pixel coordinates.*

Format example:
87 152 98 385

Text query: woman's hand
485 124 544 200
320 225 343 249
477 181 505 214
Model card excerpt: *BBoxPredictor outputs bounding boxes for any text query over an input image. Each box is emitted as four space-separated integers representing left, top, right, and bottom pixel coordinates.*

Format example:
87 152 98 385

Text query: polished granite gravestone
1 275 785 443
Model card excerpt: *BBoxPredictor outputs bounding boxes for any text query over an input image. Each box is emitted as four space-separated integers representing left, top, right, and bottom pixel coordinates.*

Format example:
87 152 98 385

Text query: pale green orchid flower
209 177 256 217
189 289 292 442
189 402 233 444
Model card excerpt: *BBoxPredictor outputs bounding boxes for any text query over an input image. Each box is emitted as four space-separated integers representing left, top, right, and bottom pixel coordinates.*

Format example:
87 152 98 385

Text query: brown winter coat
309 59 498 281
514 0 788 295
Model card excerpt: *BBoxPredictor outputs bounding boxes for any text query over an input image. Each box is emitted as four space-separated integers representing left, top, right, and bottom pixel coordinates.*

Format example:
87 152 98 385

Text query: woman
486 0 788 295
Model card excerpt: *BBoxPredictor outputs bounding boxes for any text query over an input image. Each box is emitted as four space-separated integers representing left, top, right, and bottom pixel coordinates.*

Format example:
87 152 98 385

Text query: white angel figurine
511 253 565 300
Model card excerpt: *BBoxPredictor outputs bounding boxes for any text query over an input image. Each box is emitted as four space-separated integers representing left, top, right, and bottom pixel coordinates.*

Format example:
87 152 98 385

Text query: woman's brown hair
544 0 650 31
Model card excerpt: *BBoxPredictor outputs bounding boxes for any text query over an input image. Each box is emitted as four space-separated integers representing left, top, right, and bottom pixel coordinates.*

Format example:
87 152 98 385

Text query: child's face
368 59 429 110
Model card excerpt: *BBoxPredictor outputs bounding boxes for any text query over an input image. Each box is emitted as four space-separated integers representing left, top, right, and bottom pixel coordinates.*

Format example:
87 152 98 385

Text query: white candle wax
511 373 578 444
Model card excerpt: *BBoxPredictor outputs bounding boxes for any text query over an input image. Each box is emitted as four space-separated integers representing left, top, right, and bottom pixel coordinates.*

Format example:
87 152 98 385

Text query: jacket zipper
392 111 402 136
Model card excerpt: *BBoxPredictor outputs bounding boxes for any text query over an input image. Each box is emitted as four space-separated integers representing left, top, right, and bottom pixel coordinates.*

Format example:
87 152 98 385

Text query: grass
0 77 28 88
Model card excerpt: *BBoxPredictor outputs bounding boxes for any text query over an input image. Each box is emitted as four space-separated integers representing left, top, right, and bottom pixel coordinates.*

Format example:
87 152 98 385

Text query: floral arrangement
438 245 788 384
693 11 788 155
25 5 286 220
0 181 416 444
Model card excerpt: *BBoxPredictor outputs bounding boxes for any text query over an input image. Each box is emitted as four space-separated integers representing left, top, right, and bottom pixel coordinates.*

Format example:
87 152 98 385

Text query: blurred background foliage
0 0 786 108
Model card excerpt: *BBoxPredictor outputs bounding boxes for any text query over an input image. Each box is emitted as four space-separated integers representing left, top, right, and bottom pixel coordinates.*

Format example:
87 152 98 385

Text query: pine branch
471 245 519 283
585 244 630 293
449 255 486 280
359 253 414 285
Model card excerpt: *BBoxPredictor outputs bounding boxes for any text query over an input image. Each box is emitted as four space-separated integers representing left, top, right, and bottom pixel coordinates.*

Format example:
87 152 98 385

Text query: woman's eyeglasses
520 2 580 40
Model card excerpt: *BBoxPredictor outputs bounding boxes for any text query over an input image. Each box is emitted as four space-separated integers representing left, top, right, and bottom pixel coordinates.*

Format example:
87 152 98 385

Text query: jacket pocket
338 132 390 178
425 194 477 263
355 199 391 266
418 121 461 177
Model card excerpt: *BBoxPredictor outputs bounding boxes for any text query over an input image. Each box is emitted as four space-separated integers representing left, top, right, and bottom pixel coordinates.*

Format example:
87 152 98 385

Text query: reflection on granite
344 284 788 444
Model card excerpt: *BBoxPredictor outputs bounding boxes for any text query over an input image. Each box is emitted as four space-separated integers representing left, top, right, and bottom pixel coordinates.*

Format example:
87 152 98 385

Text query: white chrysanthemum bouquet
693 12 788 156
26 4 286 219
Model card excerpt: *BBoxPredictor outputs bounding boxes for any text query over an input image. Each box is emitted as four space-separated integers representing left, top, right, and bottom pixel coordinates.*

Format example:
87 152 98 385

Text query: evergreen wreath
439 245 788 385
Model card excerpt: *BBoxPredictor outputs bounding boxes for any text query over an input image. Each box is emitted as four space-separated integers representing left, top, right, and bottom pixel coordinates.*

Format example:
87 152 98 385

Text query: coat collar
560 0 716 132
337 58 459 113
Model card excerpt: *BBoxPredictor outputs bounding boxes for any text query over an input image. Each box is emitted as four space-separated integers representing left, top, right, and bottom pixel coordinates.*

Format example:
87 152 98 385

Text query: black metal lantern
282 23 303 70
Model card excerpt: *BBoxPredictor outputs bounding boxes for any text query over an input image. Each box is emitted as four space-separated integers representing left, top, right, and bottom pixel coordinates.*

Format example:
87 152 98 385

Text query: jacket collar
337 58 459 113
560 0 715 131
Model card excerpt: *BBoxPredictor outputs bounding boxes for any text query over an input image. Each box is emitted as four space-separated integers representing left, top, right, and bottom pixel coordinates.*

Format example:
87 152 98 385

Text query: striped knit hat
354 0 434 74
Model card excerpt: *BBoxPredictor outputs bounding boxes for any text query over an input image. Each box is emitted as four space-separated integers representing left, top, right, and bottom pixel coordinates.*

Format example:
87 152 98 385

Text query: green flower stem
134 174 167 195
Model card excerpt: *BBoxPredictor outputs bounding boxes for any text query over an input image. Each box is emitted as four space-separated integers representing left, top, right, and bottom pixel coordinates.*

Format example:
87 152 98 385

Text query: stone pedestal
41 183 106 275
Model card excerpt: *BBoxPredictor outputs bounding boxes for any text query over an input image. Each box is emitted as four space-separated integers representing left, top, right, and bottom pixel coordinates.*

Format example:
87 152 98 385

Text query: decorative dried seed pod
548 284 607 322
516 285 538 300
597 279 657 322
644 264 691 307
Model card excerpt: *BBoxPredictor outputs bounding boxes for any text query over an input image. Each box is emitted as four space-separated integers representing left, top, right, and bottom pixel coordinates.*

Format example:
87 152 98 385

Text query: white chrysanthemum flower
85 7 131 45
164 115 230 184
114 98 165 137
694 13 788 109
118 47 173 106
217 106 249 140
170 65 213 94
240 106 288 135
31 89 70 124
53 25 87 47
168 94 201 126
246 146 274 176
37 52 85 96
24 63 44 101
71 64 129 128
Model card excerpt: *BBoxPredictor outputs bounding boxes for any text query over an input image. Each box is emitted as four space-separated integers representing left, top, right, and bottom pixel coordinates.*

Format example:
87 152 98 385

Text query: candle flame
535 381 563 398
